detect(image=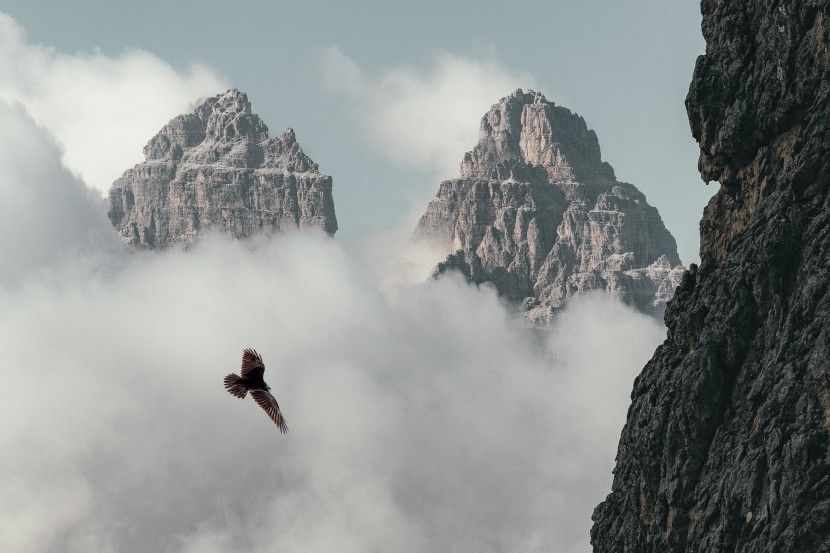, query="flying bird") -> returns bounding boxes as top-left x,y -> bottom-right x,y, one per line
224,348 -> 289,433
